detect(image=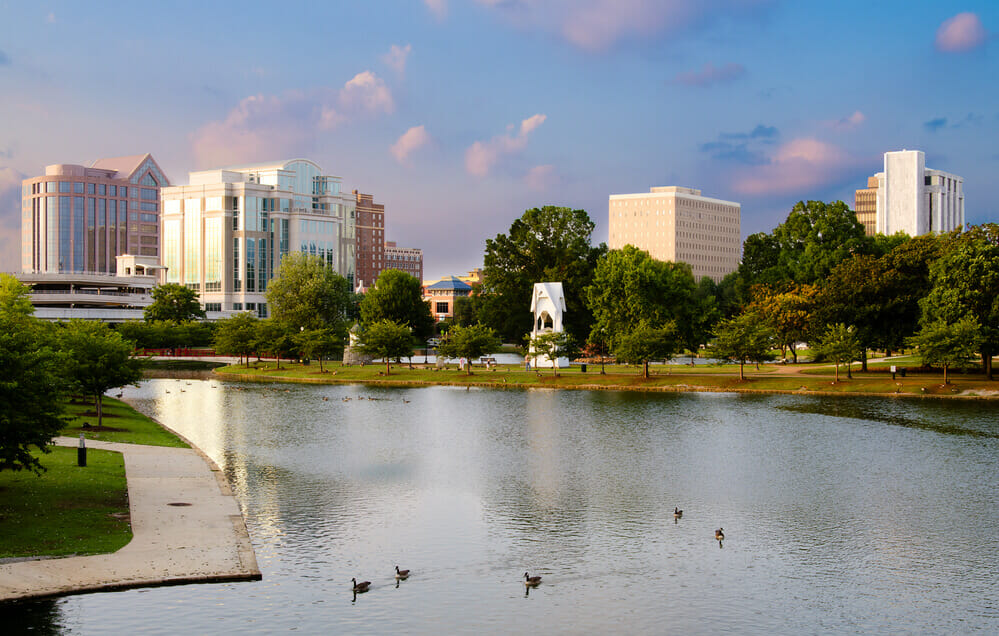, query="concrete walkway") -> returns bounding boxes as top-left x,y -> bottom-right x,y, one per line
0,438 -> 260,601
